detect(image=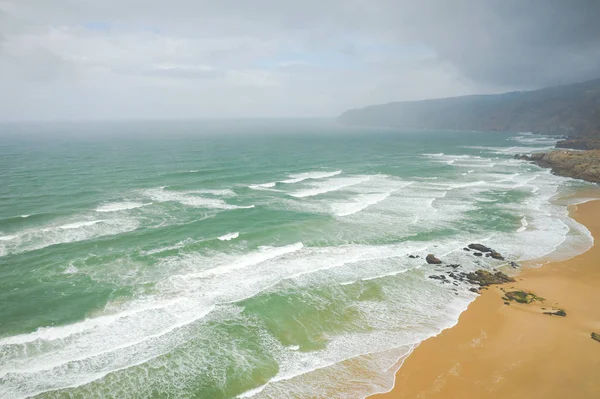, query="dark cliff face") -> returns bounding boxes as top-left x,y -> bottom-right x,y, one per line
556,138 -> 600,150
339,78 -> 600,137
